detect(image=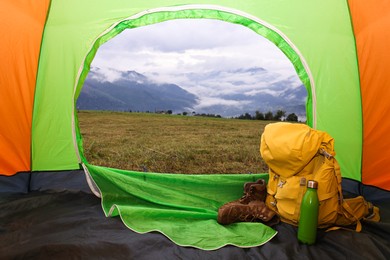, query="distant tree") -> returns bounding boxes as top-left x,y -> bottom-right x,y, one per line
182,111 -> 188,116
273,110 -> 286,121
194,113 -> 221,118
286,113 -> 298,122
264,111 -> 274,120
245,113 -> 253,120
255,110 -> 264,120
236,112 -> 253,120
167,110 -> 173,114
